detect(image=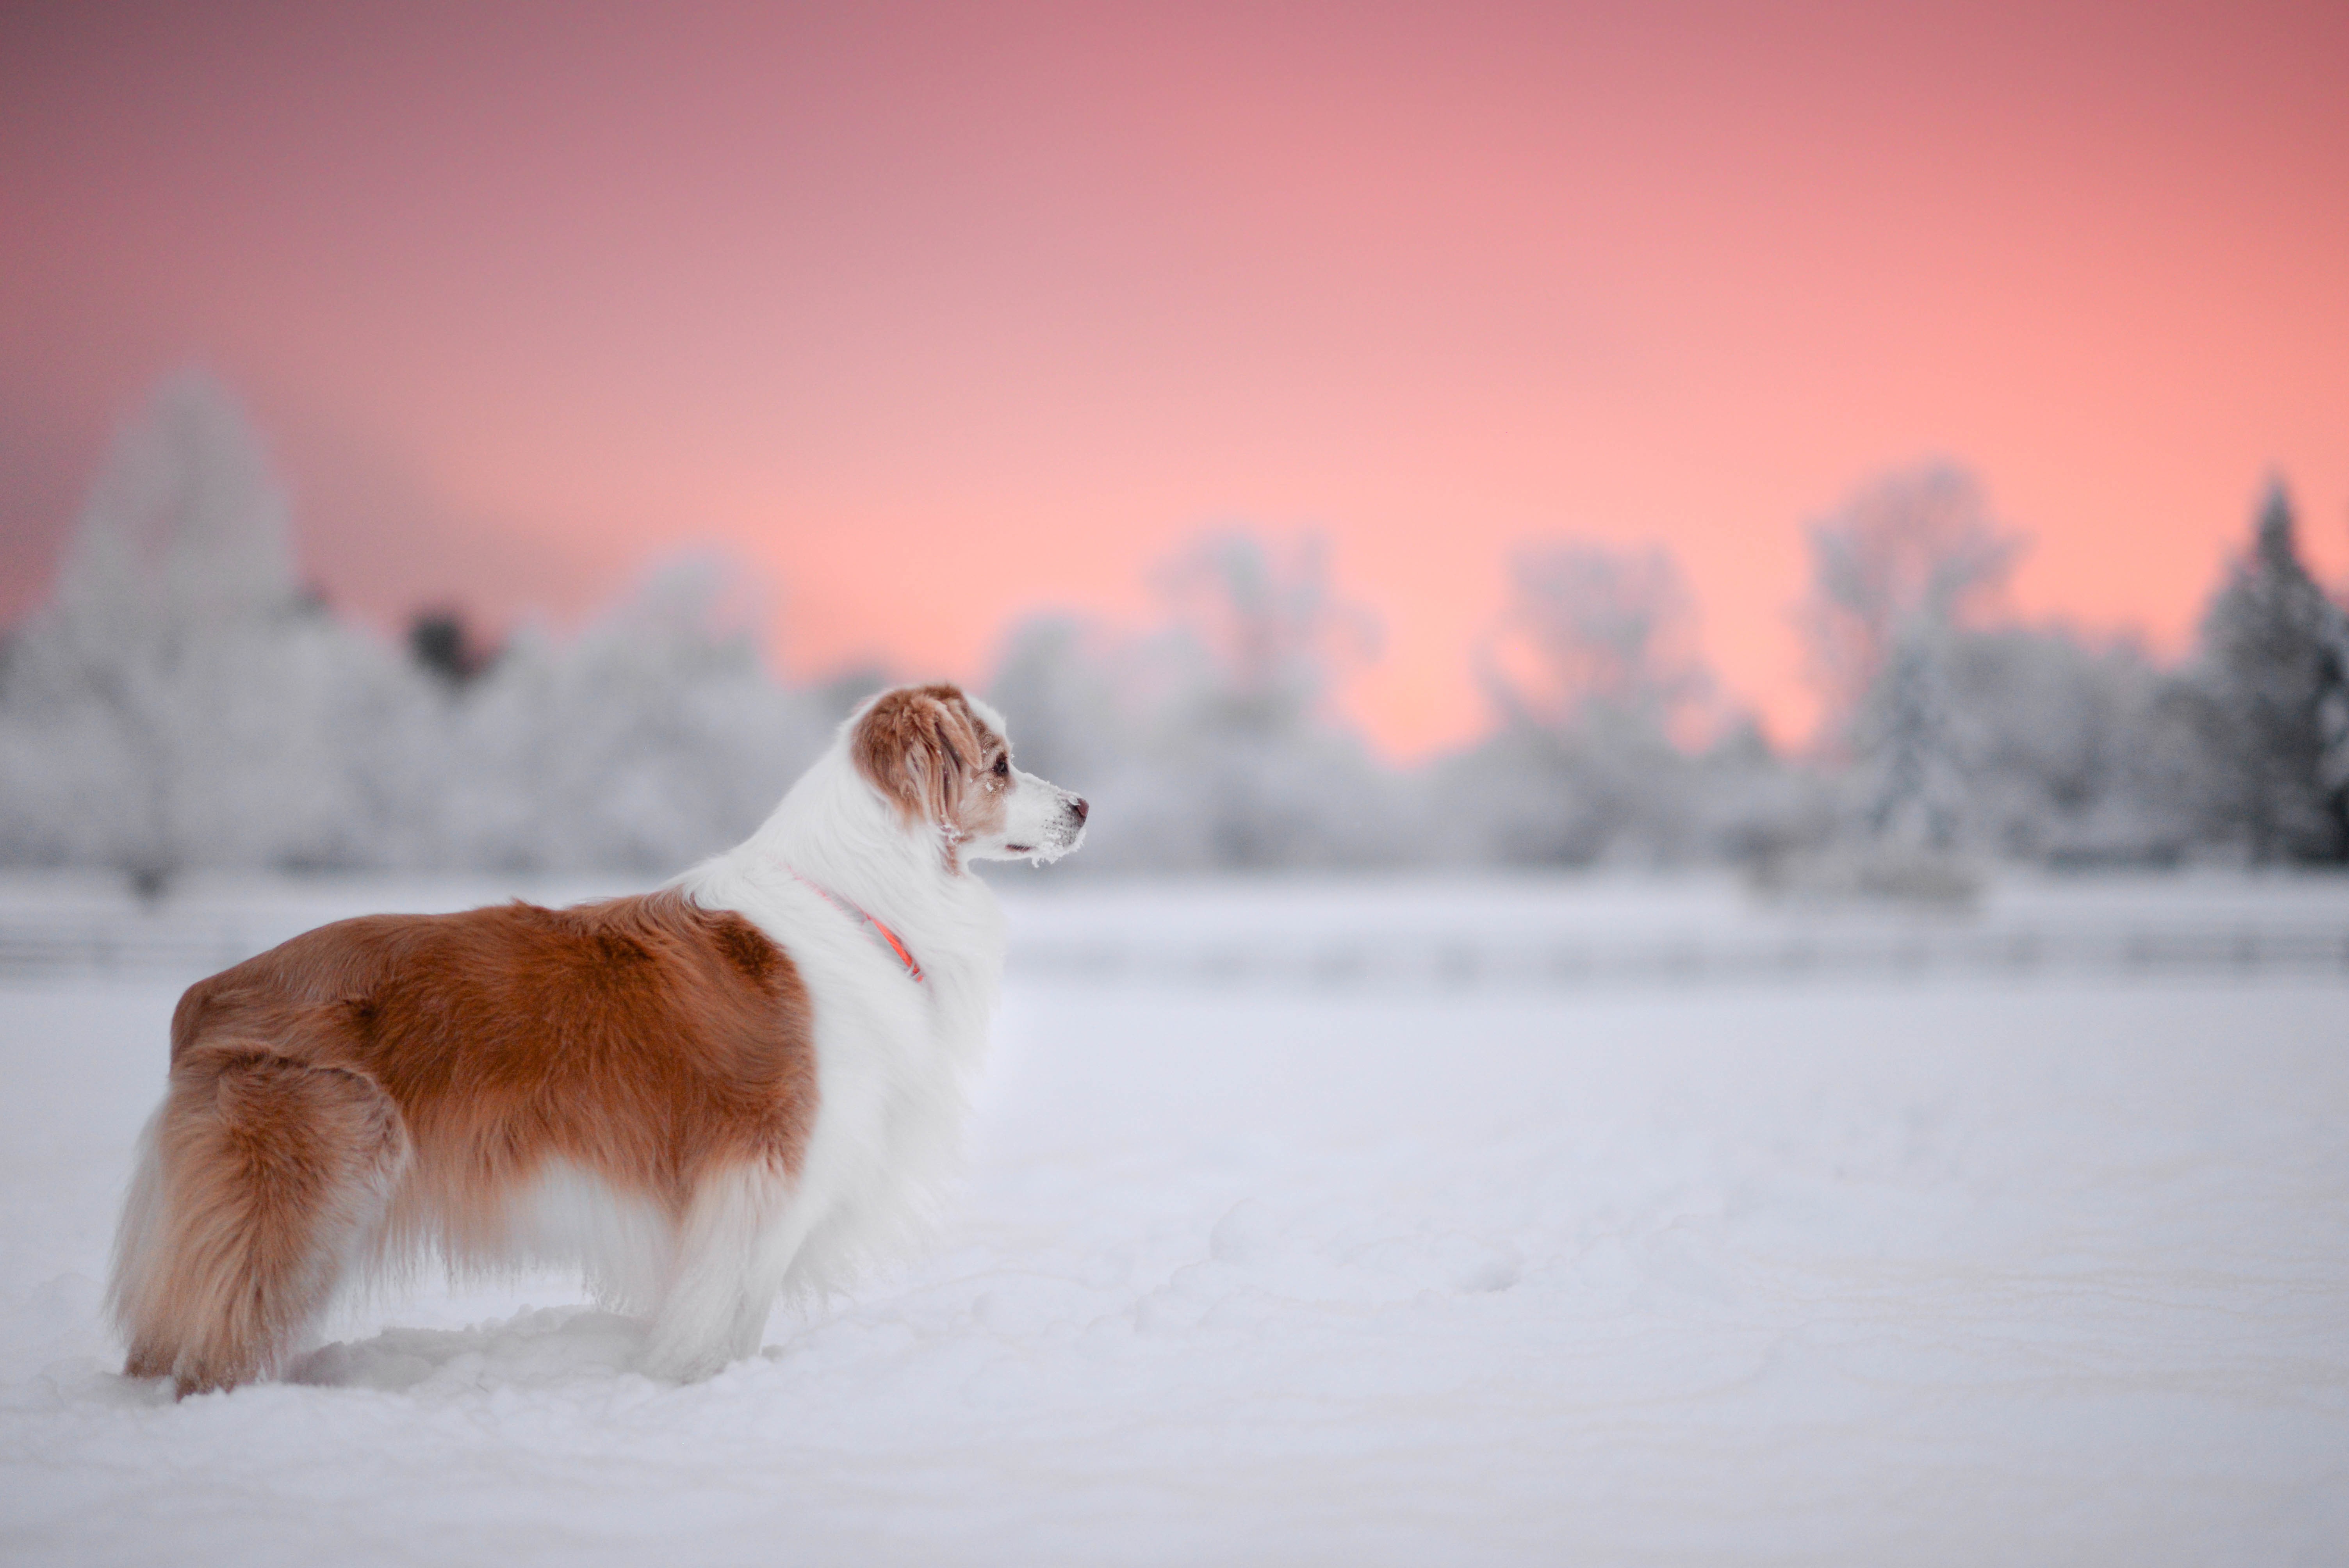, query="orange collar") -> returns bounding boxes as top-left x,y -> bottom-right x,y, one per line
785,868 -> 925,982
